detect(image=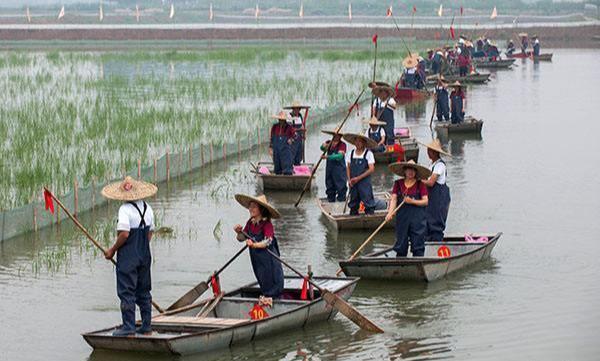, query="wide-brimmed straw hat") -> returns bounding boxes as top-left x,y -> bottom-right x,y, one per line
283,100 -> 310,109
101,176 -> 158,201
321,126 -> 344,137
343,133 -> 378,149
419,139 -> 452,157
368,81 -> 391,89
235,194 -> 281,219
389,160 -> 432,179
271,111 -> 288,121
518,32 -> 528,37
372,85 -> 394,98
449,81 -> 462,88
362,116 -> 386,126
402,55 -> 419,69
